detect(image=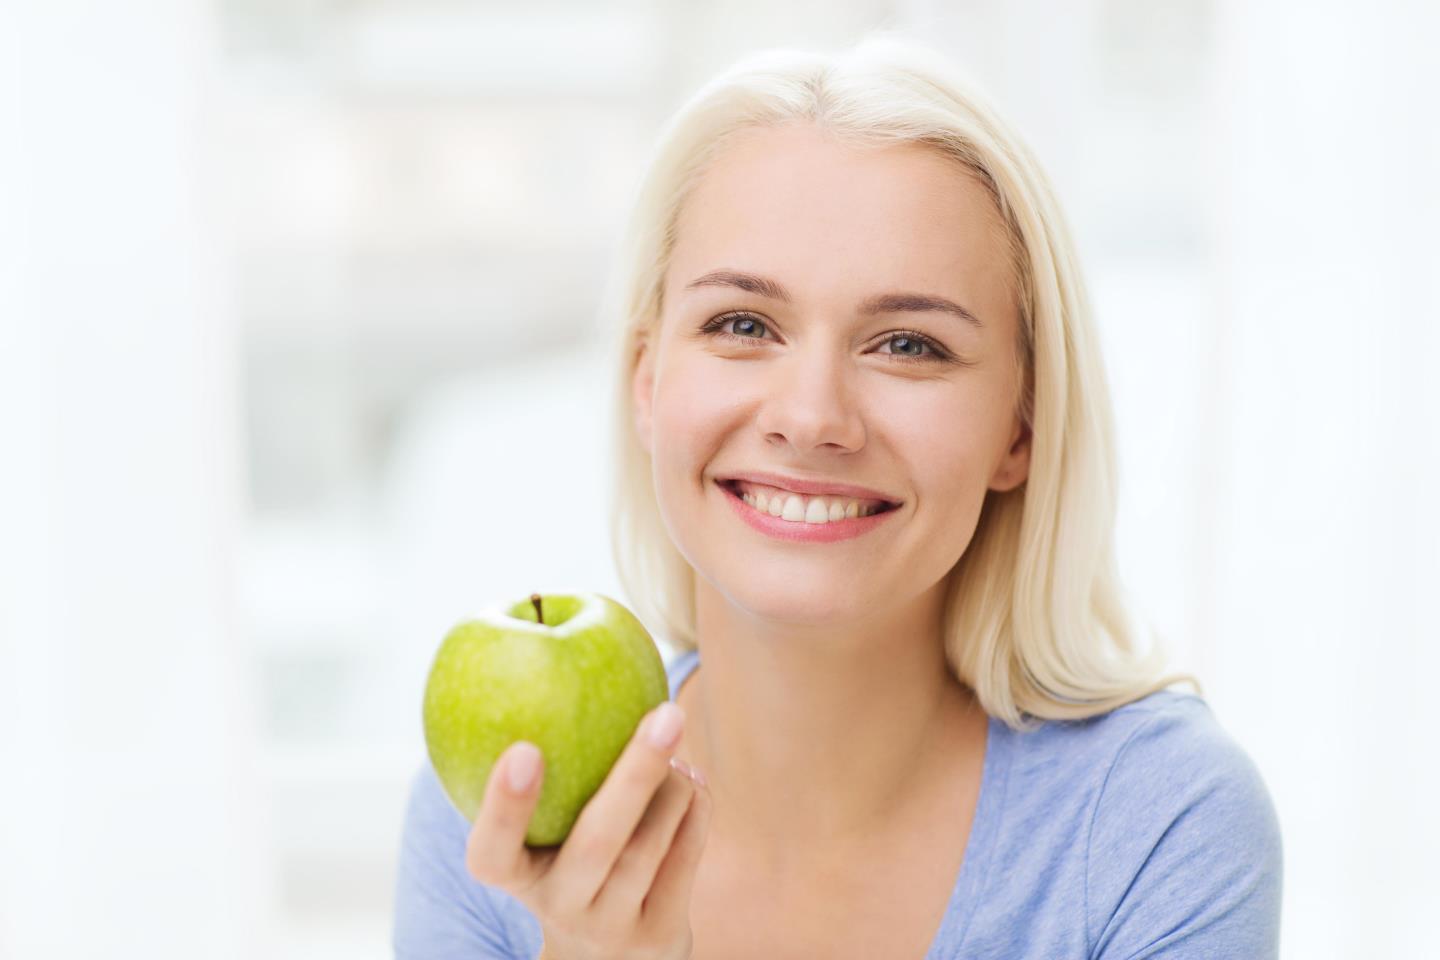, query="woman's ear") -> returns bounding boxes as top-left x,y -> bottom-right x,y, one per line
631,338 -> 655,455
989,417 -> 1031,492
